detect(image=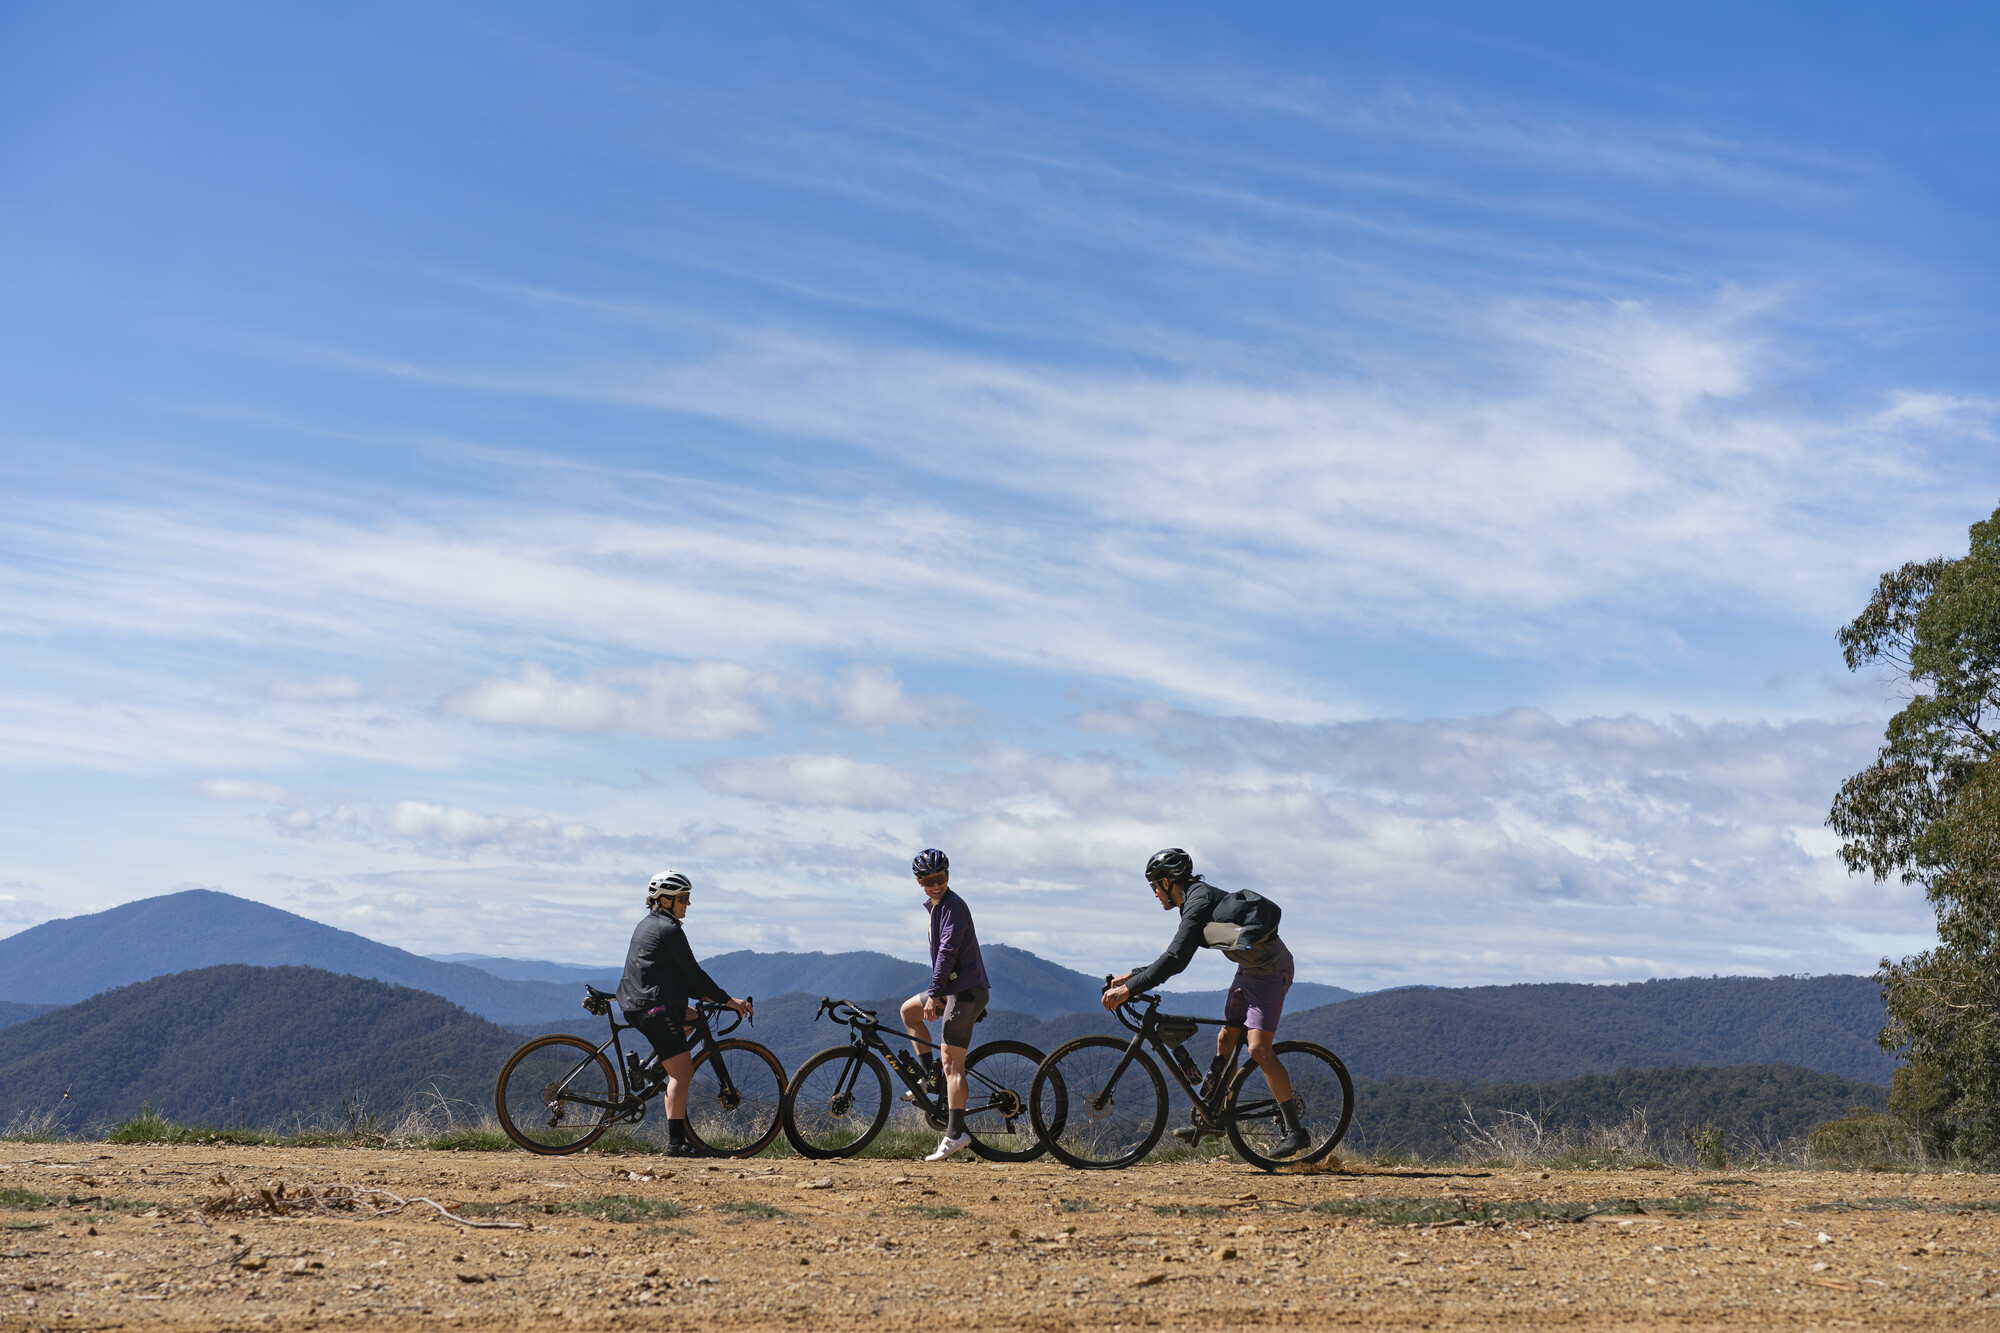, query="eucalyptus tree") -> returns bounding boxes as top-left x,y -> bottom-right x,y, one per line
1830,504 -> 2000,1160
